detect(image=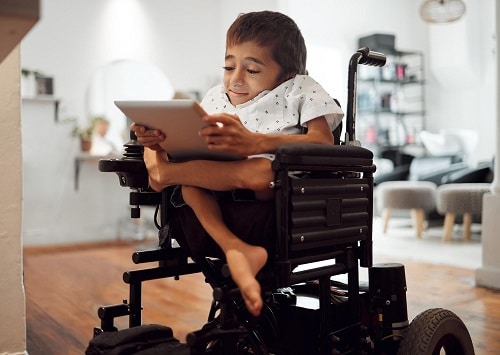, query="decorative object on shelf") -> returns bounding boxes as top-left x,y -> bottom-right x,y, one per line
358,33 -> 395,54
21,68 -> 54,96
72,122 -> 94,152
35,75 -> 53,95
72,116 -> 114,153
21,68 -> 37,97
420,0 -> 466,24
